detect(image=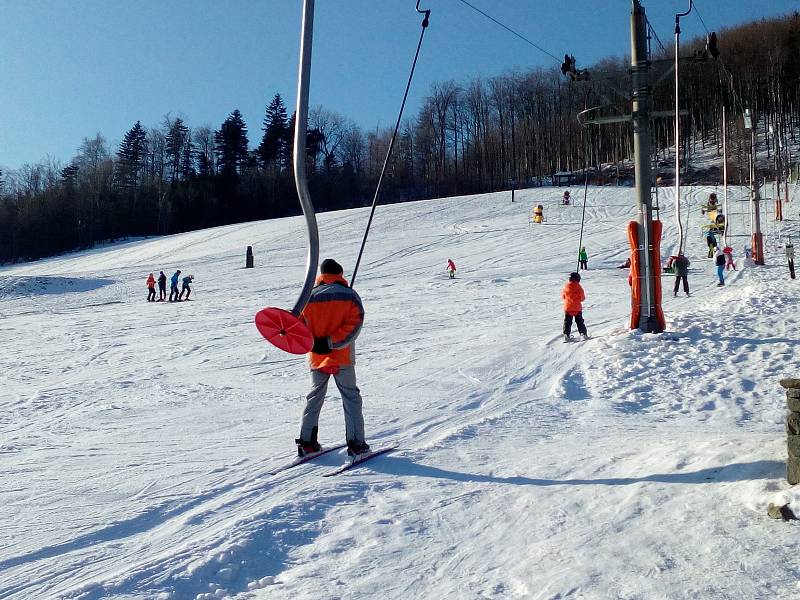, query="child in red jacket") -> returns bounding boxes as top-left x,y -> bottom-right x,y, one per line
723,246 -> 736,271
562,272 -> 588,342
446,259 -> 457,279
